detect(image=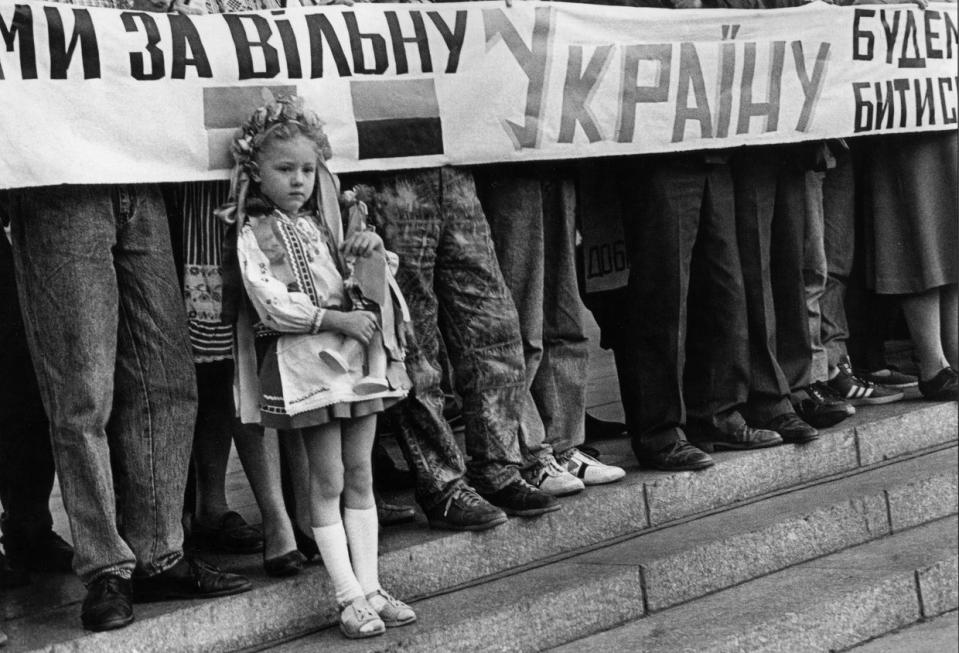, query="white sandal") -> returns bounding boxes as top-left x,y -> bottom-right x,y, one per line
338,595 -> 386,639
366,588 -> 417,627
